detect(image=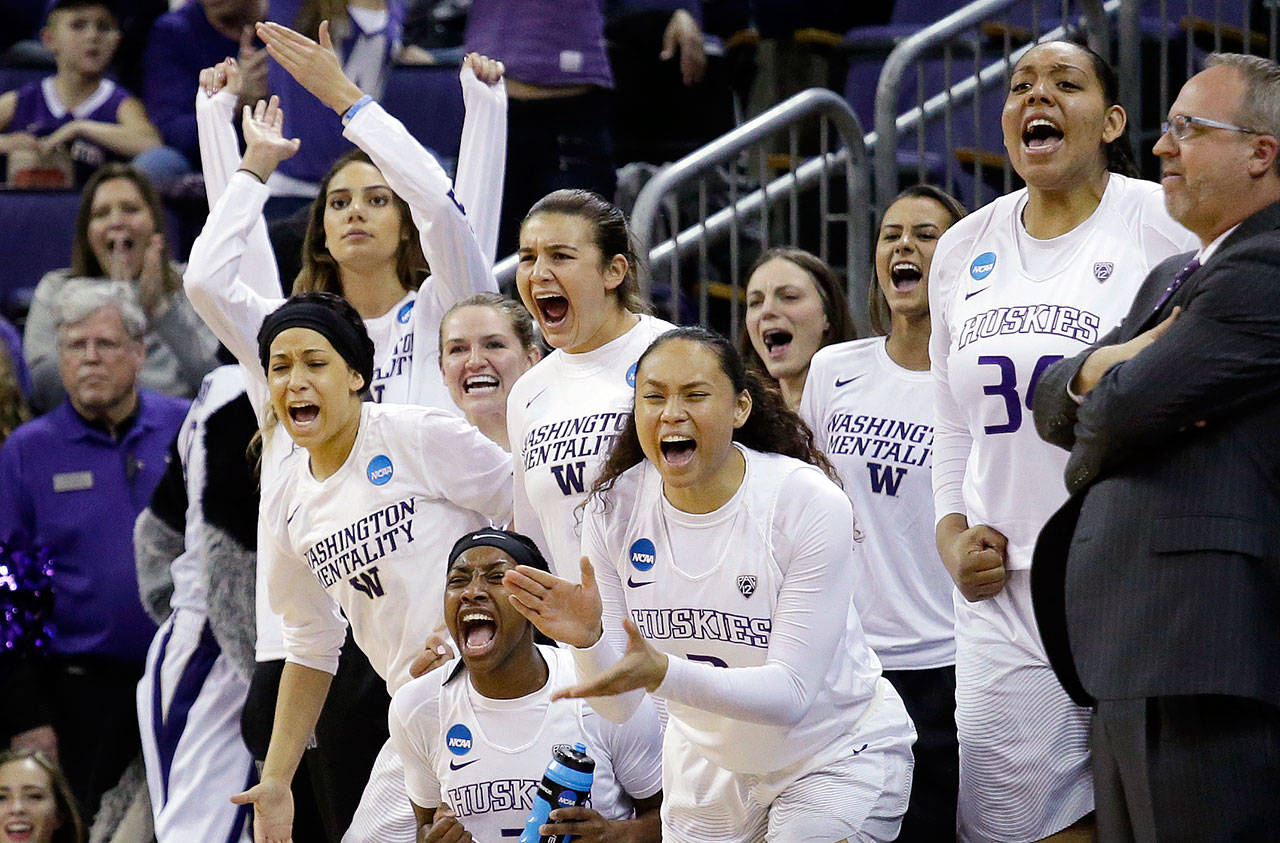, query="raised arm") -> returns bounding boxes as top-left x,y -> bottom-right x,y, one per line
454,54 -> 507,267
